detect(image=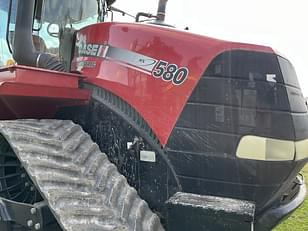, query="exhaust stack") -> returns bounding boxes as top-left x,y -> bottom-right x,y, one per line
13,0 -> 65,71
156,0 -> 168,22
